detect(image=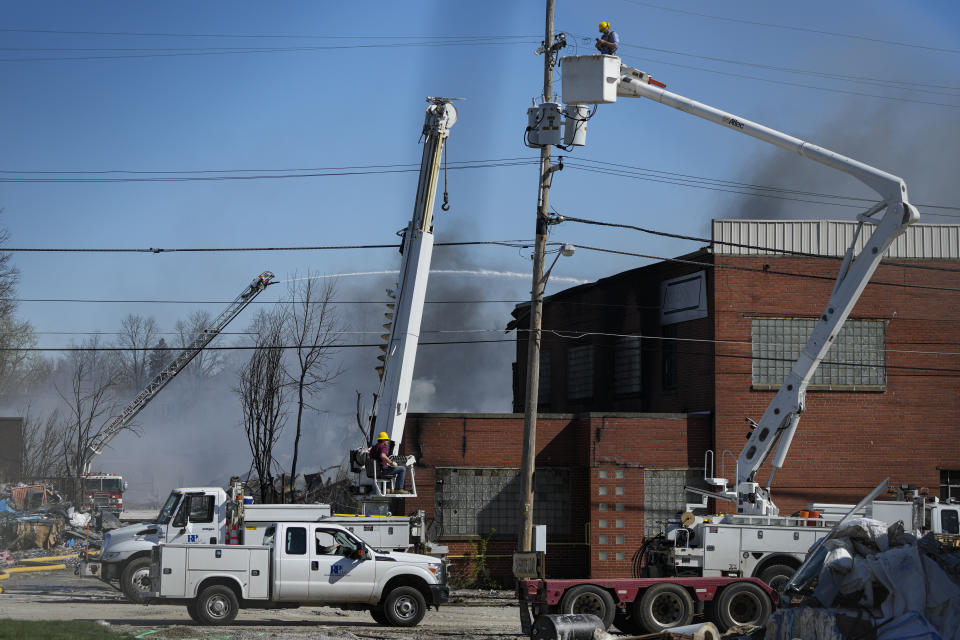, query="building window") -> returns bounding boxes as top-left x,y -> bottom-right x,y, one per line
538,349 -> 551,406
598,470 -> 608,479
598,503 -> 608,511
615,519 -> 624,528
616,535 -> 625,545
567,345 -> 594,399
643,468 -> 705,537
615,503 -> 625,512
434,467 -> 570,538
614,336 -> 642,394
598,535 -> 608,544
599,552 -> 608,561
598,519 -> 608,528
752,318 -> 885,390
615,487 -> 625,496
598,487 -> 608,496
942,470 -> 960,501
616,552 -> 625,561
615,470 -> 624,479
